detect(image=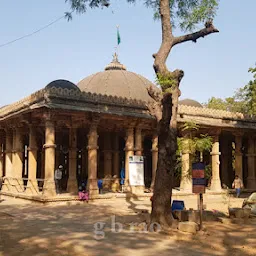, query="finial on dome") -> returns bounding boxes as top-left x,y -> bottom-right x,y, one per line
105,52 -> 127,71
